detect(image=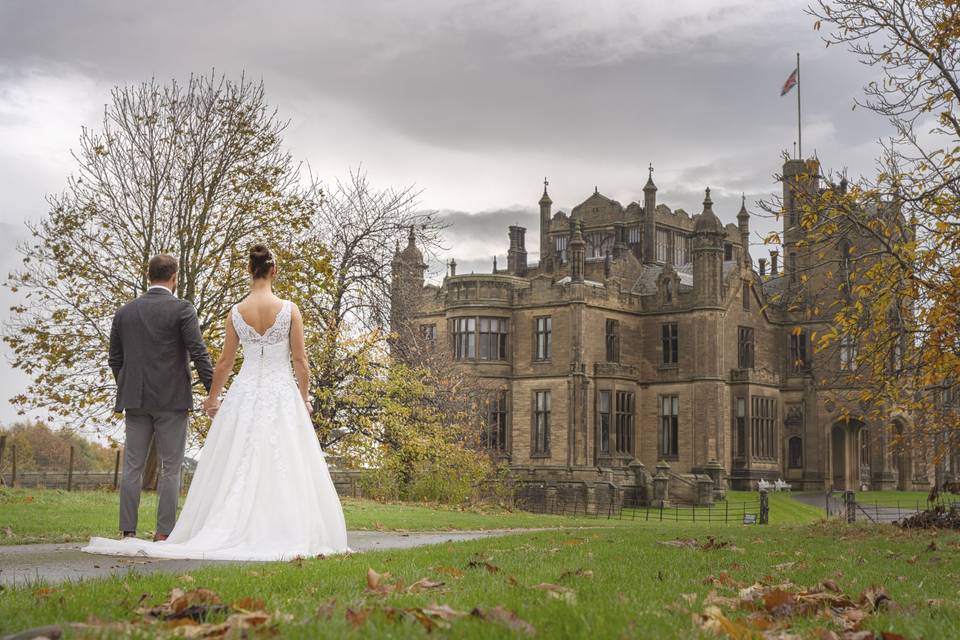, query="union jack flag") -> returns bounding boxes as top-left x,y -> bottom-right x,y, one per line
780,67 -> 798,96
